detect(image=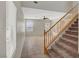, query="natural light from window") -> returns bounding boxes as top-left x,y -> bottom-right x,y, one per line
26,20 -> 33,32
